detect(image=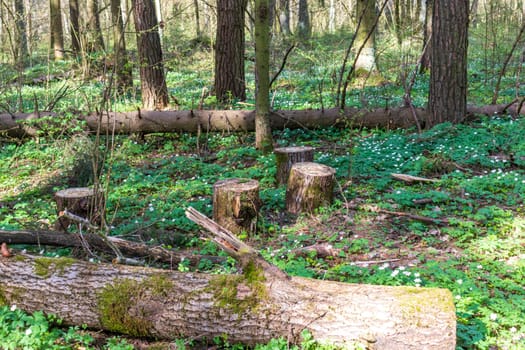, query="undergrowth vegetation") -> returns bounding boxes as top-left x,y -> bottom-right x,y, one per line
0,27 -> 524,350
